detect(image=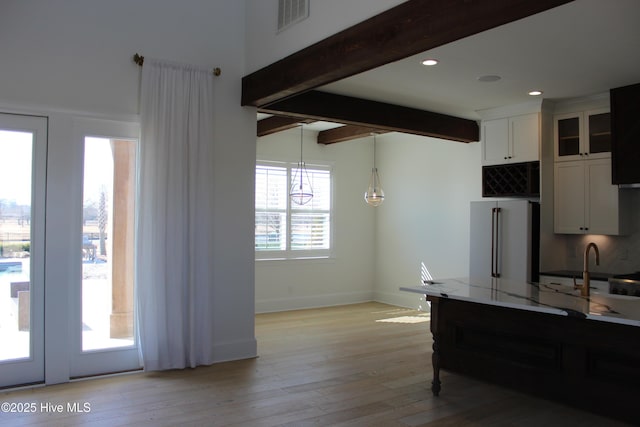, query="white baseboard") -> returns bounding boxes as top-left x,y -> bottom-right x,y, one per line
212,338 -> 258,363
256,290 -> 374,314
372,289 -> 431,312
